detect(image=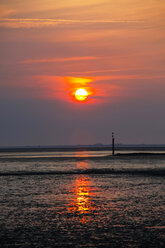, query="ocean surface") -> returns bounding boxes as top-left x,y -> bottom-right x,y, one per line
0,148 -> 165,248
